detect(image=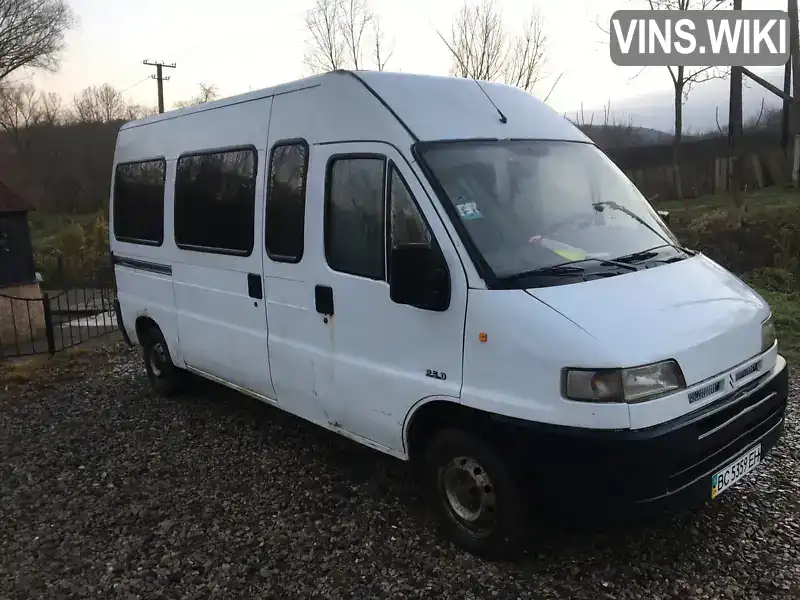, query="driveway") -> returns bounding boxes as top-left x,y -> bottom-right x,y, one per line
0,342 -> 798,599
